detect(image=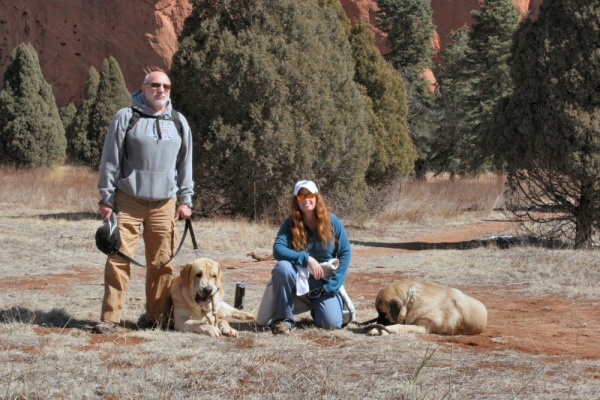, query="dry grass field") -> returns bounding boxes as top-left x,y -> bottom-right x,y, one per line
1,166 -> 599,399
